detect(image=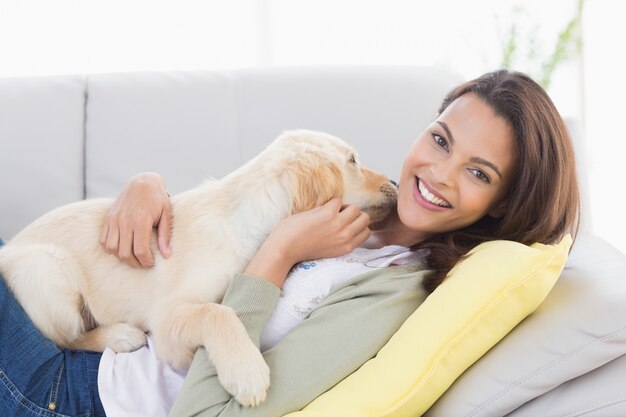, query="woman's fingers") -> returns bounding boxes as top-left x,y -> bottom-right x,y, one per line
99,220 -> 110,247
101,214 -> 161,268
324,197 -> 343,212
340,206 -> 371,235
118,226 -> 141,268
338,203 -> 362,223
103,219 -> 120,256
157,207 -> 173,259
134,217 -> 156,267
352,225 -> 372,248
